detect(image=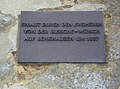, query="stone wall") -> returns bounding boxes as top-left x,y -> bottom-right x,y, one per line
0,0 -> 120,89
